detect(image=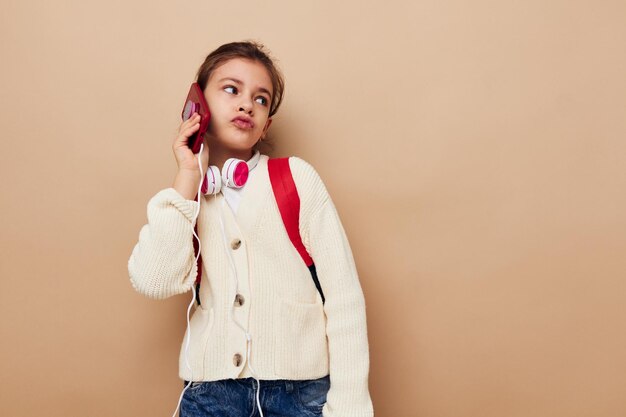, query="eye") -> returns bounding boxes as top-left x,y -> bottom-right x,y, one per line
224,85 -> 238,94
255,96 -> 269,106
